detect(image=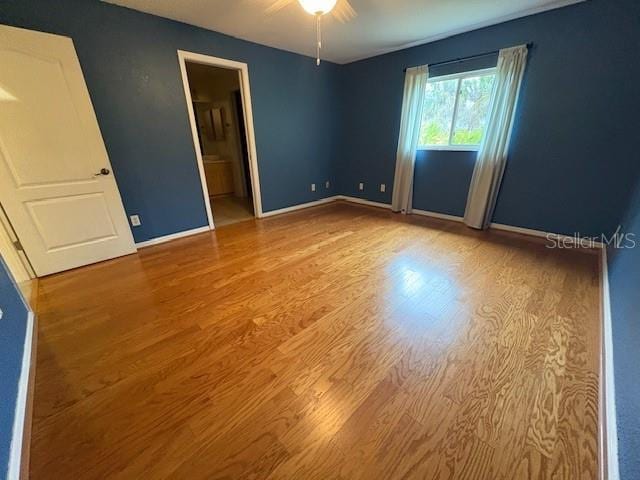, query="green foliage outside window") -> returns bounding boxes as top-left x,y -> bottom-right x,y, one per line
419,72 -> 495,148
